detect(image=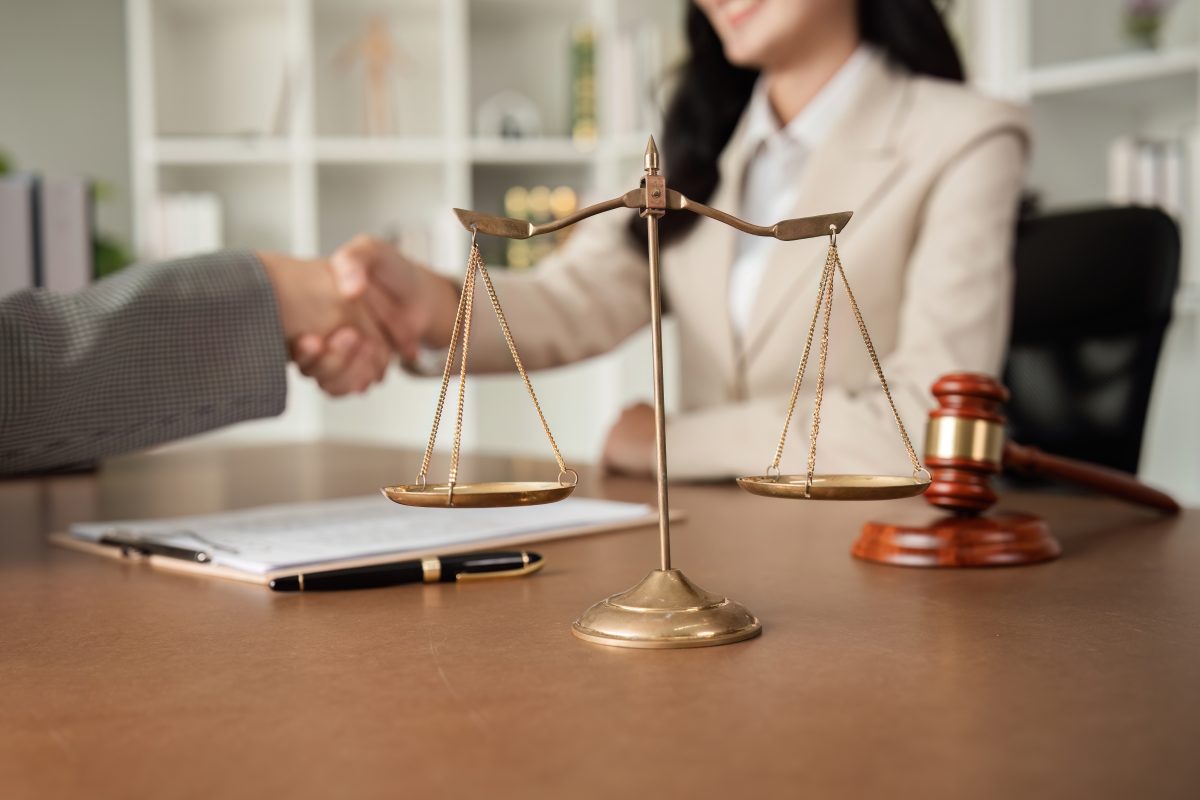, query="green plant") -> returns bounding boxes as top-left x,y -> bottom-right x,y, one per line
1125,0 -> 1175,49
94,234 -> 133,279
89,180 -> 136,277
